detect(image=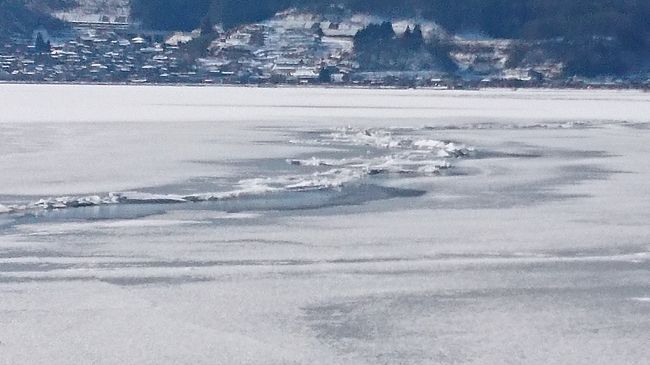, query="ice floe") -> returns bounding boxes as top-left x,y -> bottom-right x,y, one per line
324,127 -> 473,156
0,204 -> 12,214
288,127 -> 464,178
